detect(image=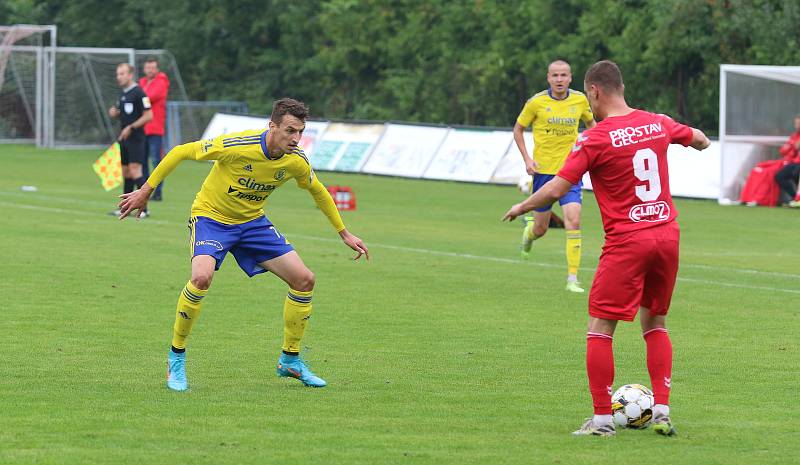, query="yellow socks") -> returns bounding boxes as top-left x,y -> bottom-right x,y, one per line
566,229 -> 582,279
171,282 -> 207,350
282,289 -> 313,353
